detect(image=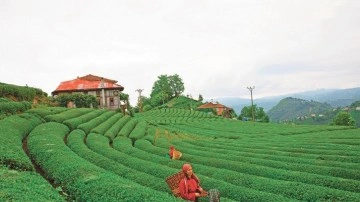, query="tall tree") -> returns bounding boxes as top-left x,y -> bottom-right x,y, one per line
150,75 -> 172,98
238,104 -> 269,122
198,94 -> 203,102
150,74 -> 185,106
169,74 -> 185,97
